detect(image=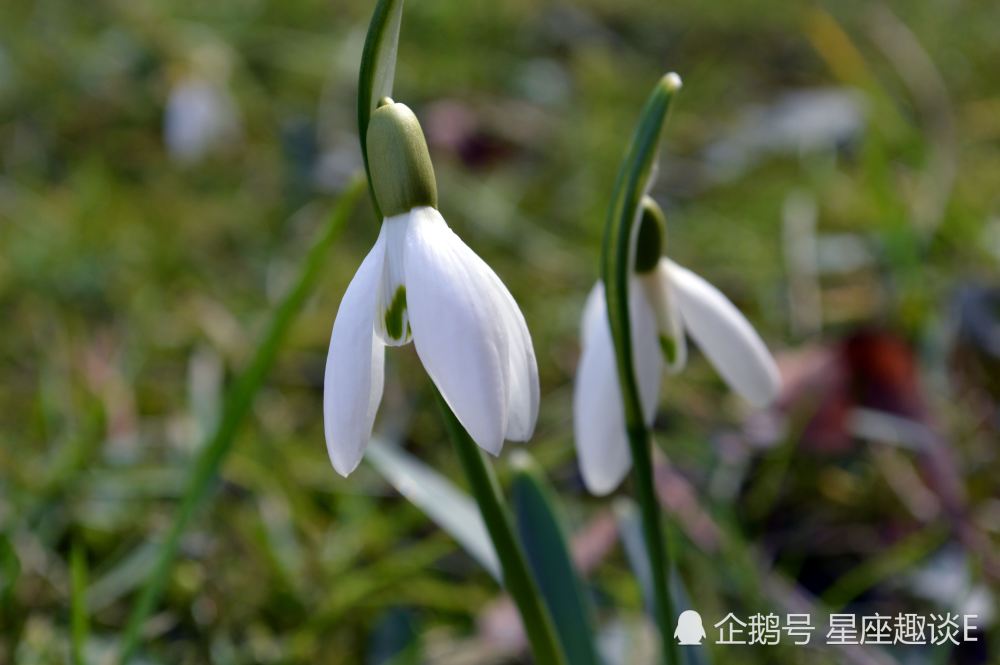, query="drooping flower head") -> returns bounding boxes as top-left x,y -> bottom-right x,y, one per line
574,196 -> 781,494
324,98 -> 539,476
